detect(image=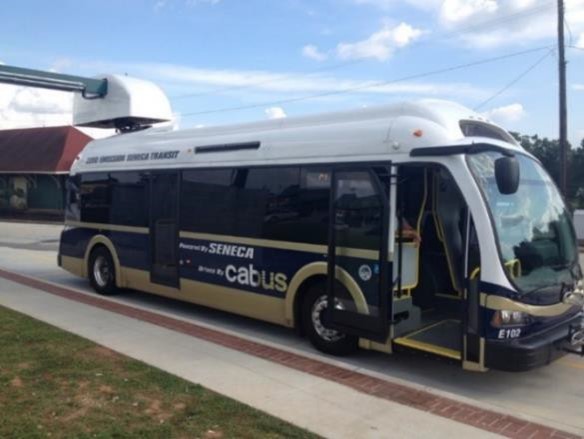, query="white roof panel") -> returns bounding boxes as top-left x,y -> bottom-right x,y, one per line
71,99 -> 521,174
